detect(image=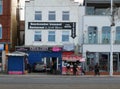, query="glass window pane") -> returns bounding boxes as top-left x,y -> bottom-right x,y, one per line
62,11 -> 69,20
48,11 -> 55,20
86,7 -> 94,15
62,31 -> 69,42
116,26 -> 120,44
0,0 -> 3,14
34,31 -> 41,41
35,11 -> 42,20
0,26 -> 2,39
102,26 -> 111,44
88,26 -> 98,44
48,31 -> 55,42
